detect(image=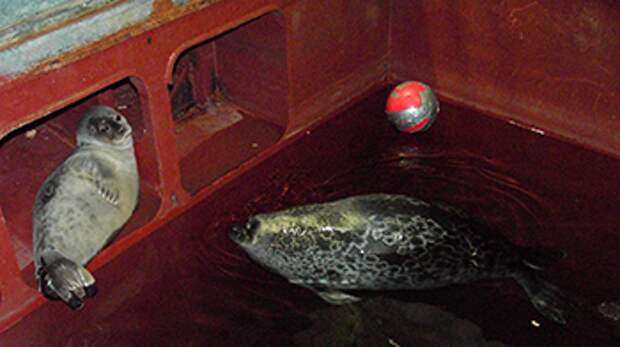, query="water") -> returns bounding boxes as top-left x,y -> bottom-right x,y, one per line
5,87 -> 619,346
183,87 -> 620,346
